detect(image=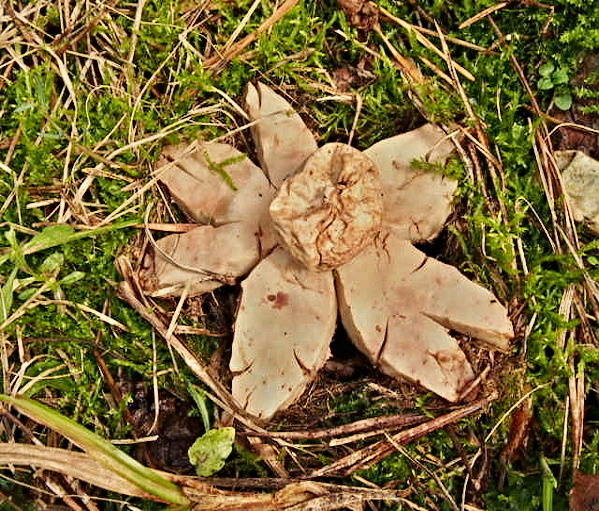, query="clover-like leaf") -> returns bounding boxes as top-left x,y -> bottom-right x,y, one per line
551,68 -> 569,85
539,62 -> 555,77
538,77 -> 554,90
188,427 -> 235,477
554,92 -> 572,111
